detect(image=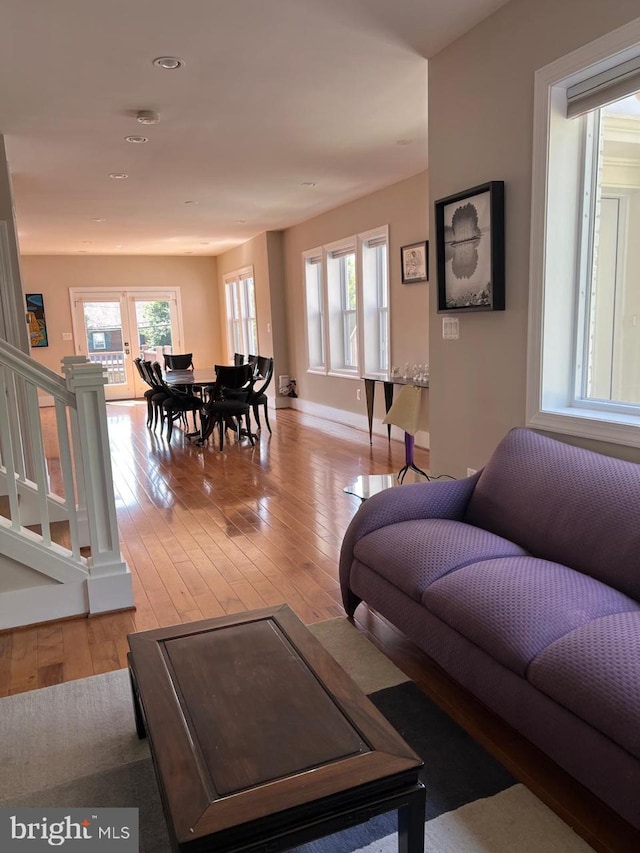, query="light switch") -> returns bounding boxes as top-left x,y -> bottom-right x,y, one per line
442,317 -> 459,340
61,332 -> 73,341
